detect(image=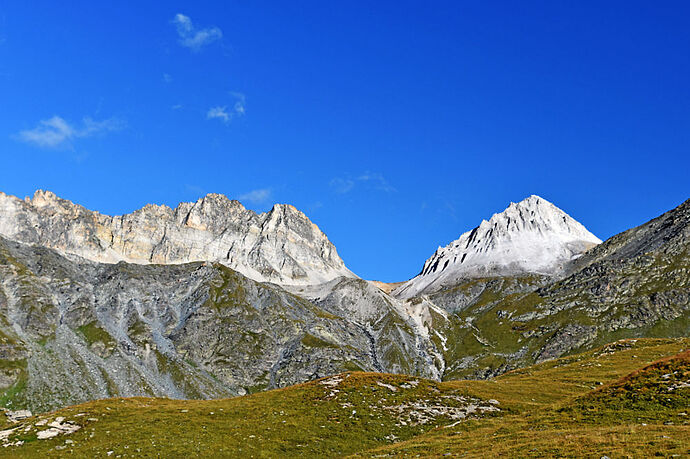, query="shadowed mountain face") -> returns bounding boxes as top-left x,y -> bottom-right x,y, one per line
0,190 -> 354,286
0,191 -> 687,414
